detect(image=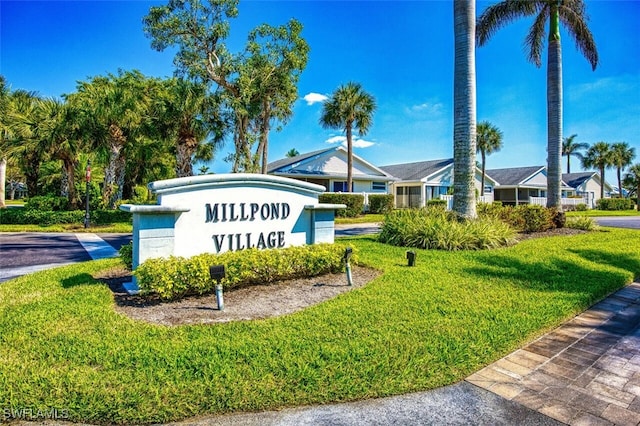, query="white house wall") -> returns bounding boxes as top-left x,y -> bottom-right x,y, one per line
523,170 -> 547,186
297,151 -> 385,177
